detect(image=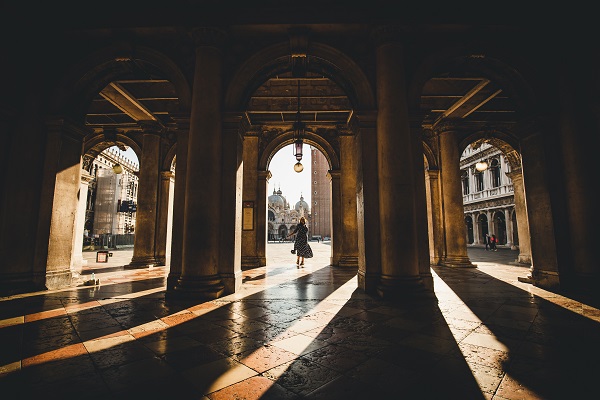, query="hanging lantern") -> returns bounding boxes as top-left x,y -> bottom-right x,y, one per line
292,79 -> 304,172
475,161 -> 488,171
